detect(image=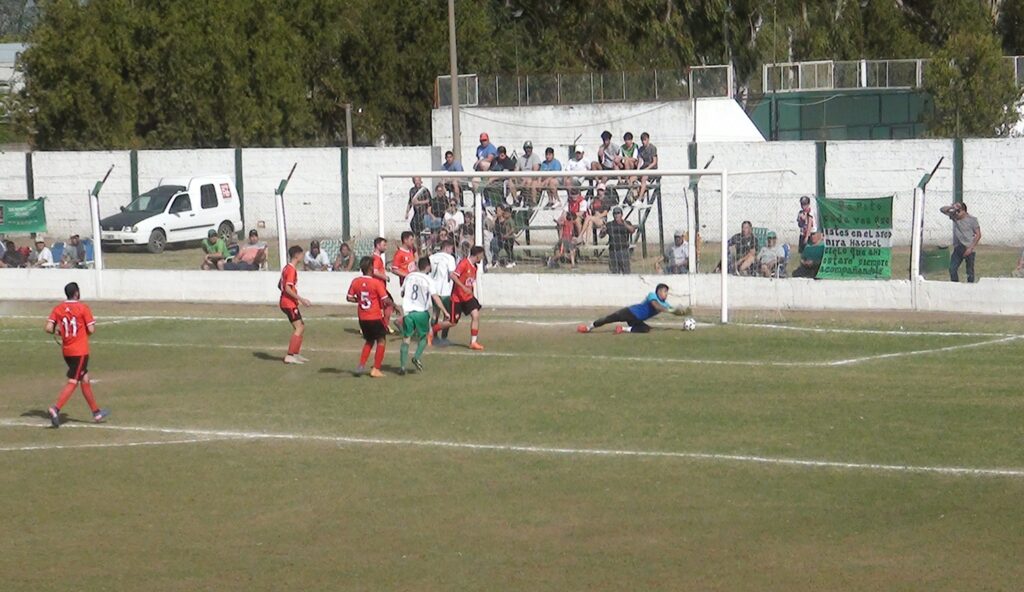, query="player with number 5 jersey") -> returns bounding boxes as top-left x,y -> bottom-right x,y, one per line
44,282 -> 108,427
347,256 -> 393,377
